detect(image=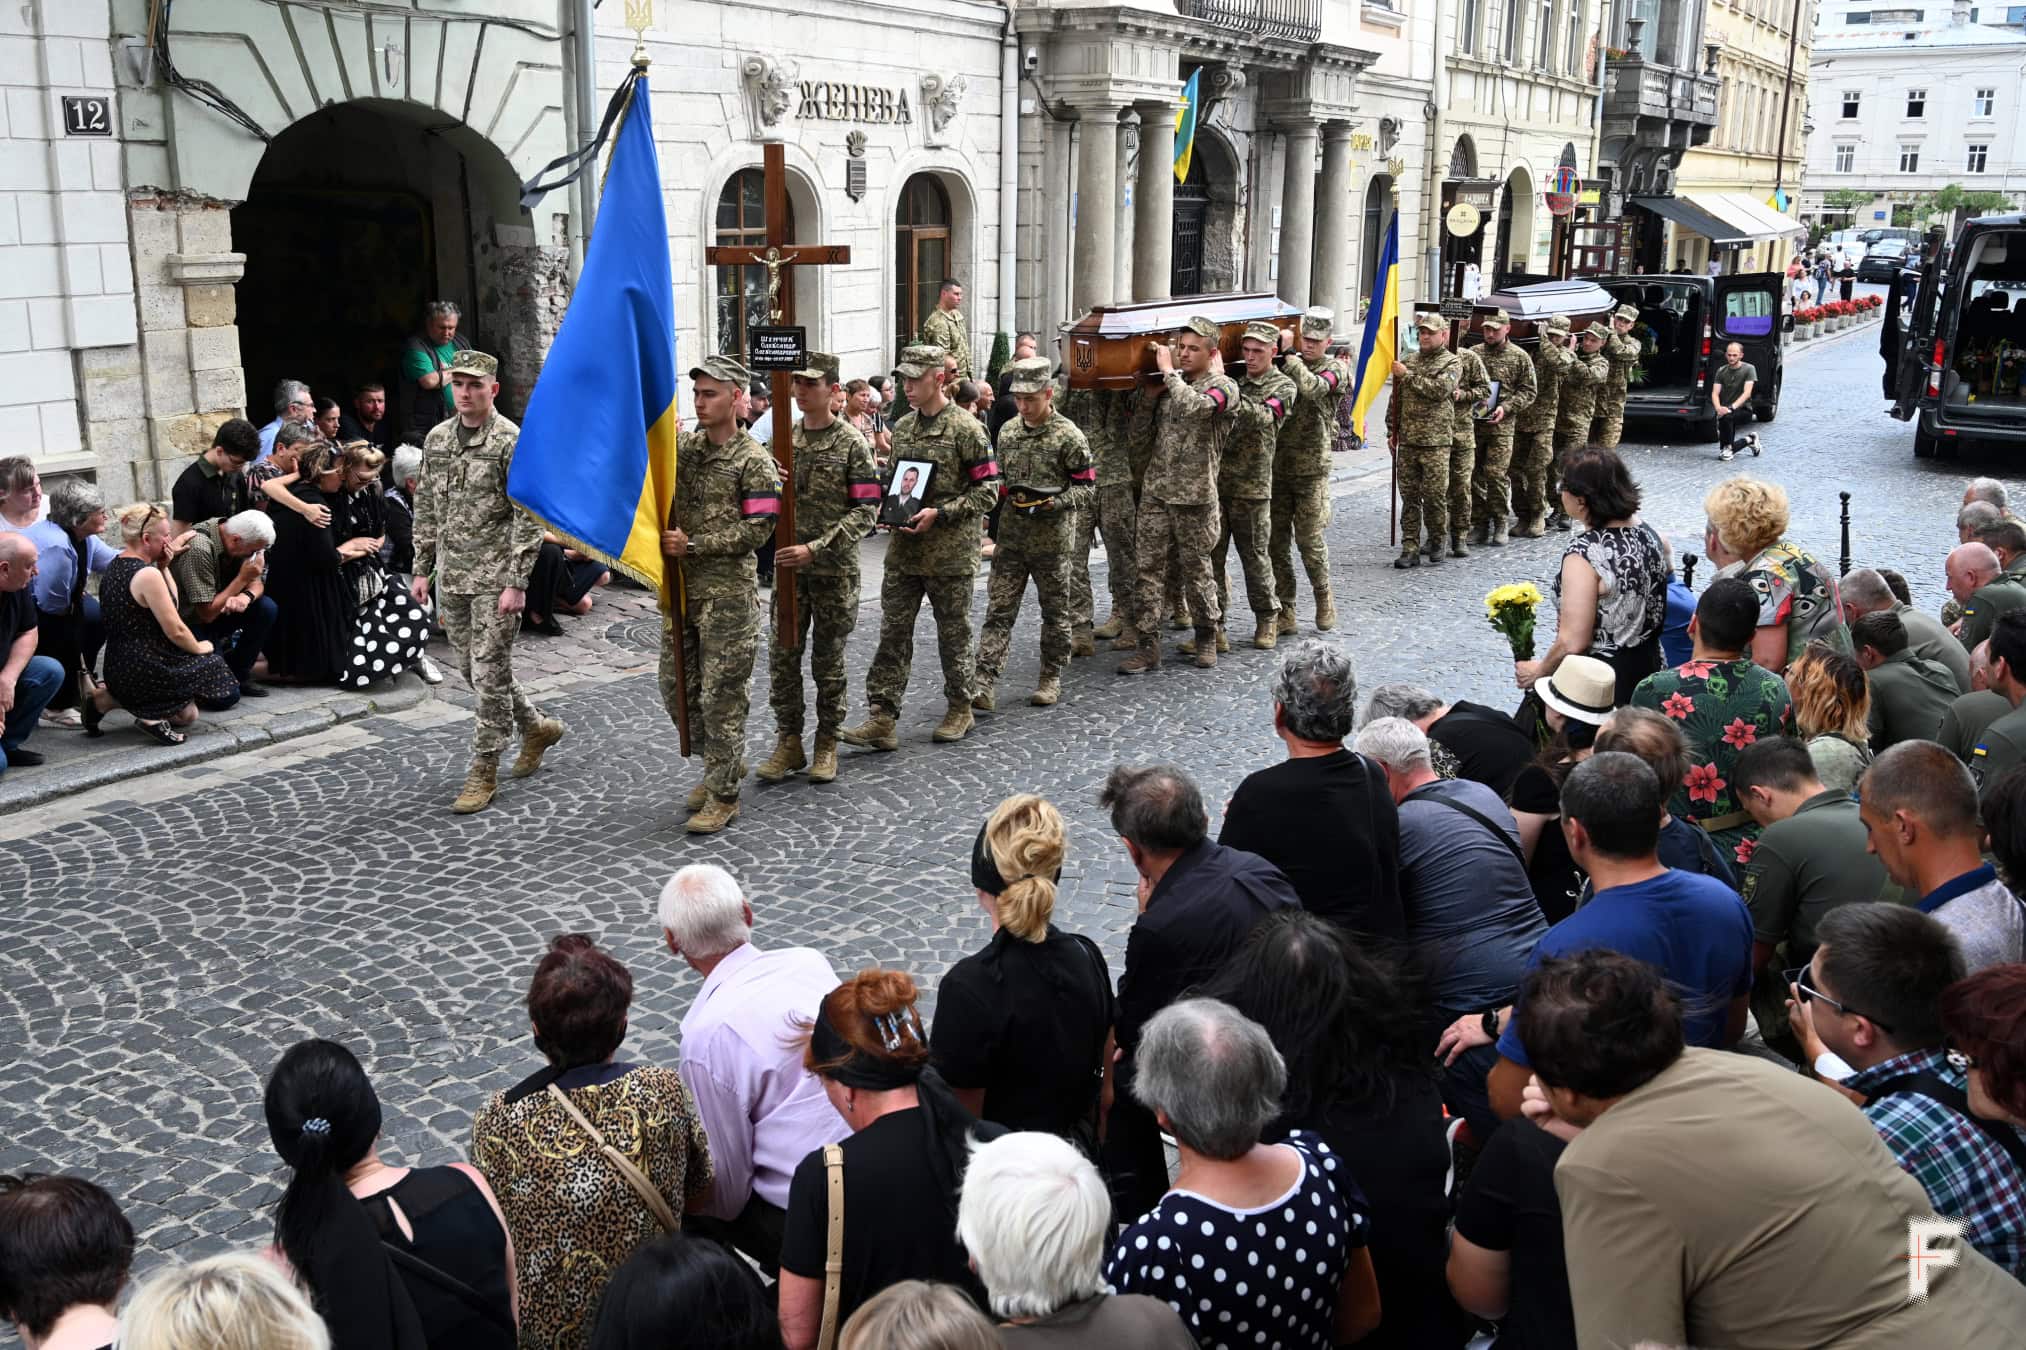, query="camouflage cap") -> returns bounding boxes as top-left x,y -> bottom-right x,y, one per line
1182,316 -> 1221,340
448,350 -> 498,379
689,354 -> 752,388
1241,320 -> 1281,346
790,351 -> 840,383
1575,319 -> 1607,339
1613,303 -> 1641,322
1545,314 -> 1573,333
1005,356 -> 1055,394
1411,312 -> 1446,333
895,343 -> 948,378
1301,306 -> 1335,338
1480,308 -> 1514,328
